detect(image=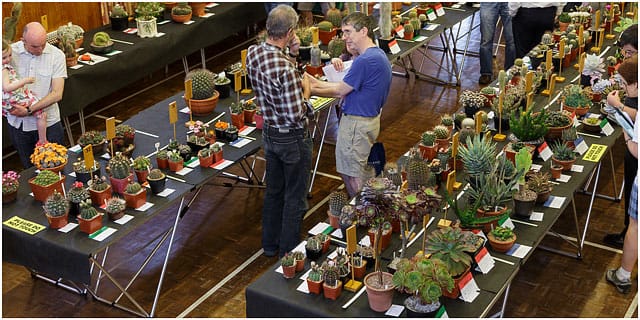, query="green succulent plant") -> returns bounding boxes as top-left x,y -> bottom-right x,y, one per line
490,226 -> 515,241
425,226 -> 475,277
421,131 -> 435,146
509,109 -> 548,142
79,199 -> 99,220
108,153 -> 131,179
44,190 -> 70,217
68,182 -> 89,204
186,68 -> 216,100
132,156 -> 152,171
147,169 -> 165,181
89,175 -> 109,191
105,197 -> 126,214
32,170 -> 61,186
552,140 -> 576,161
458,135 -> 496,177
124,180 -> 143,194
392,256 -> 454,304
307,261 -> 323,282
